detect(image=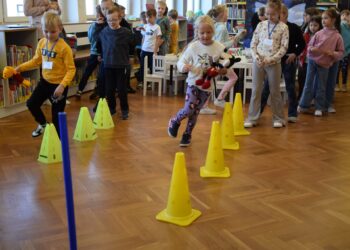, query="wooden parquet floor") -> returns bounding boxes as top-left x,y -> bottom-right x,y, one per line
0,89 -> 350,250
